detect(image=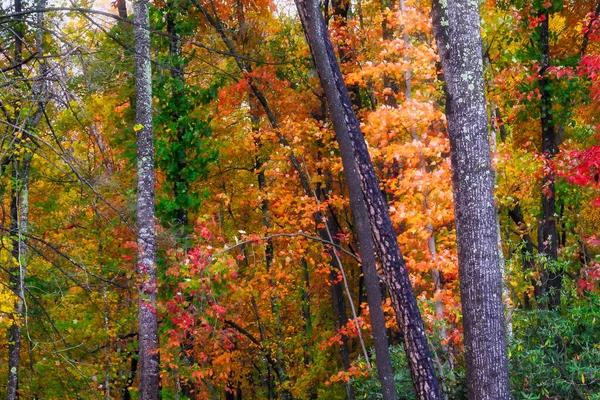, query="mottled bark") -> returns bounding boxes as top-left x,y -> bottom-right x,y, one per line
431,0 -> 510,398
133,0 -> 160,396
295,0 -> 442,398
342,171 -> 398,400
